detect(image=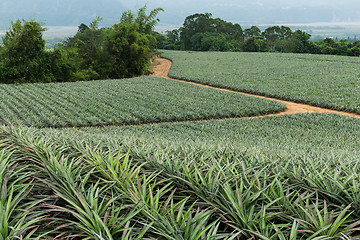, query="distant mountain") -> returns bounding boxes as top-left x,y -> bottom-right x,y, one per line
0,0 -> 125,28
